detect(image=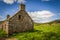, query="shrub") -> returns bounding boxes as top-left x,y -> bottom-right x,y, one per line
0,30 -> 6,37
